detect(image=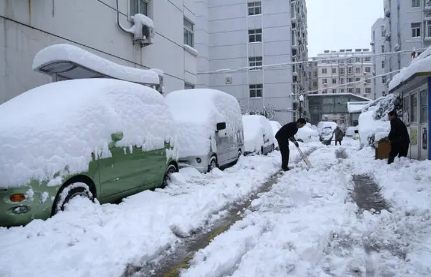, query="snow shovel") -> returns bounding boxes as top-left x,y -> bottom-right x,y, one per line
295,144 -> 313,169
